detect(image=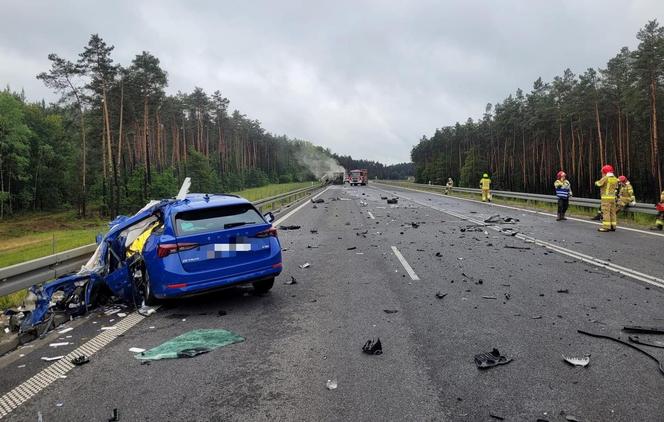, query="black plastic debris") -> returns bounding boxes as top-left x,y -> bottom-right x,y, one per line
109,408 -> 119,422
482,296 -> 498,300
484,215 -> 519,224
501,228 -> 518,236
285,276 -> 297,285
474,348 -> 512,369
310,229 -> 318,234
489,413 -> 505,420
347,246 -> 357,250
279,225 -> 301,230
380,196 -> 388,200
311,198 -> 325,204
504,245 -> 530,250
623,325 -> 664,334
435,292 -> 447,299
166,313 -> 190,319
71,355 -> 90,366
218,310 -> 227,317
578,329 -> 664,375
557,289 -> 570,294
435,252 -> 442,257
362,338 -> 383,355
176,347 -> 210,358
383,309 -> 399,314
411,222 -> 419,228
629,336 -> 664,349
386,198 -> 398,204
